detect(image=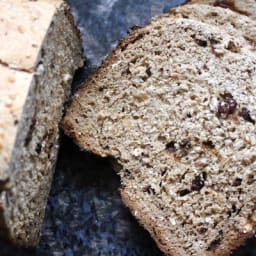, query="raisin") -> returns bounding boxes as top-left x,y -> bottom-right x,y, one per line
178,189 -> 190,196
232,204 -> 237,213
35,143 -> 42,154
161,170 -> 167,176
232,178 -> 242,186
239,107 -> 255,124
166,141 -> 176,152
203,140 -> 215,149
232,204 -> 240,215
207,231 -> 223,251
196,39 -> 208,47
199,227 -> 207,234
228,204 -> 238,217
146,67 -> 152,77
191,173 -> 206,191
217,93 -> 237,118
